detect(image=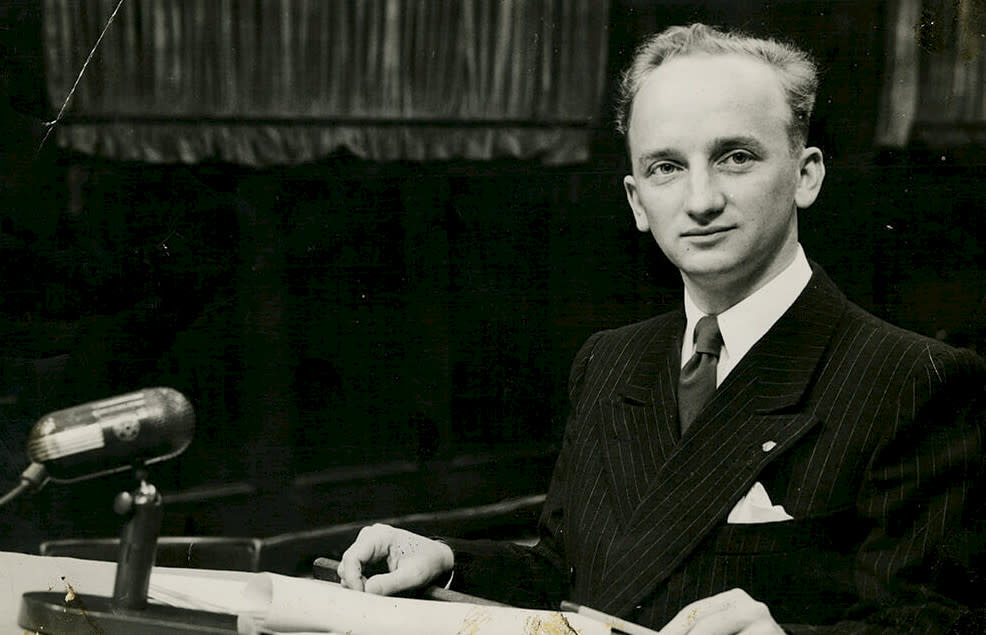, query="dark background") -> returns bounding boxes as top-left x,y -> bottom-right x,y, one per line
0,0 -> 982,555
